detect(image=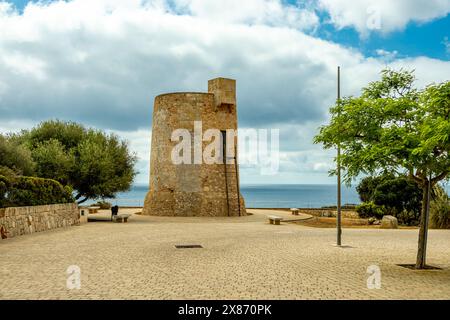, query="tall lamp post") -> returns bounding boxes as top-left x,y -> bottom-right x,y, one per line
337,66 -> 342,246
